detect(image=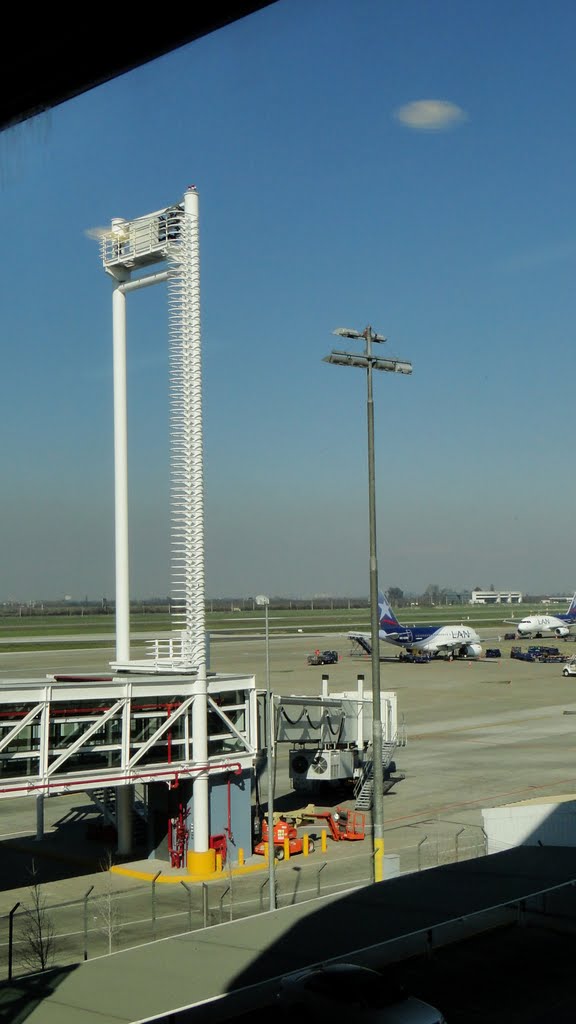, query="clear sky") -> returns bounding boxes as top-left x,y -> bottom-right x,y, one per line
1,0 -> 575,602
